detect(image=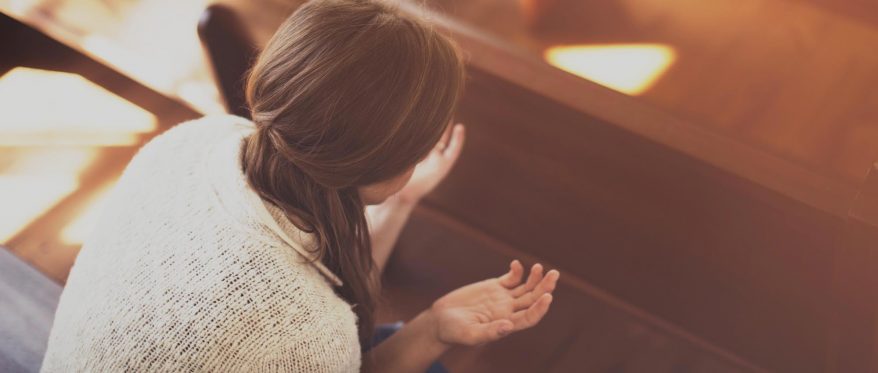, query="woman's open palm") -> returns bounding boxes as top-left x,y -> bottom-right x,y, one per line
431,260 -> 560,346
